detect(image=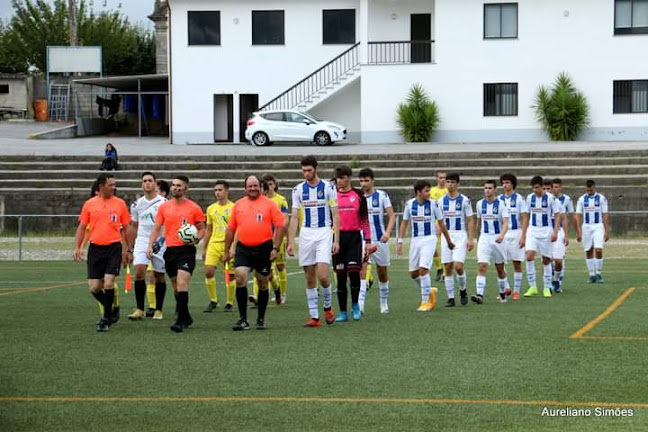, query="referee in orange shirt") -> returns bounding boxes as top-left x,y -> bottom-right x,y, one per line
74,173 -> 130,332
223,175 -> 285,331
